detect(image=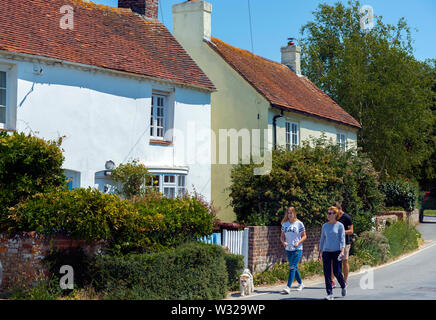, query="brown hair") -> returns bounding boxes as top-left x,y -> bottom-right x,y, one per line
281,206 -> 298,225
328,206 -> 340,220
334,202 -> 343,220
